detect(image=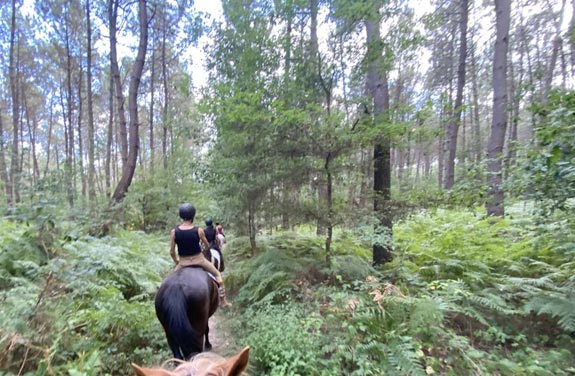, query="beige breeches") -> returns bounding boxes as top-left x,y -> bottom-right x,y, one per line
176,253 -> 223,285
